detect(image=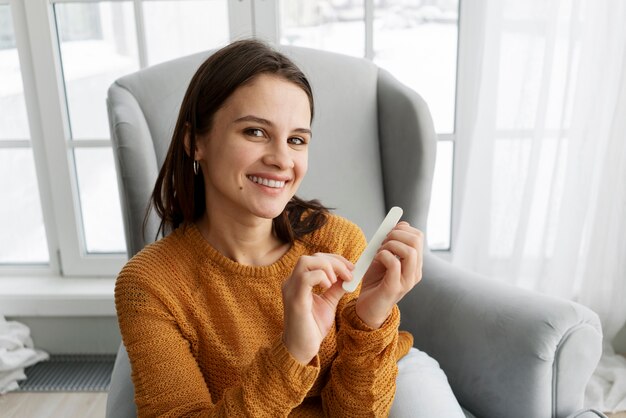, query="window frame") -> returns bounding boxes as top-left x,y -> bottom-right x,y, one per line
2,0 -> 463,277
265,0 -> 461,253
4,0 -> 254,277
2,0 -> 60,276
